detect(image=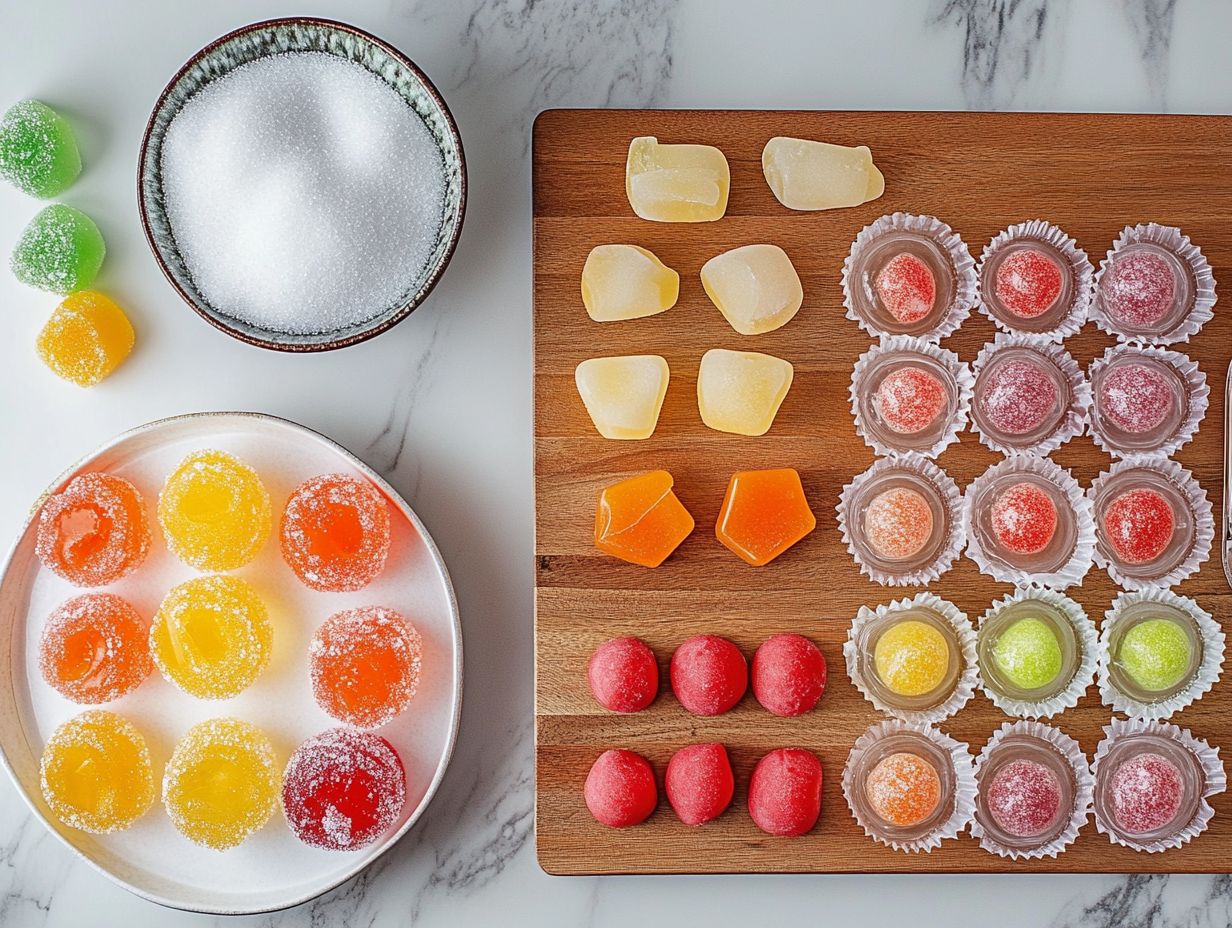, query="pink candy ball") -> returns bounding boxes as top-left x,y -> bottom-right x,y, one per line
747,747 -> 823,837
875,367 -> 947,434
979,358 -> 1059,436
1103,251 -> 1176,328
584,749 -> 657,828
665,743 -> 734,826
670,635 -> 748,716
588,637 -> 658,713
1099,363 -> 1173,434
1109,751 -> 1183,834
986,758 -> 1063,838
751,634 -> 827,717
